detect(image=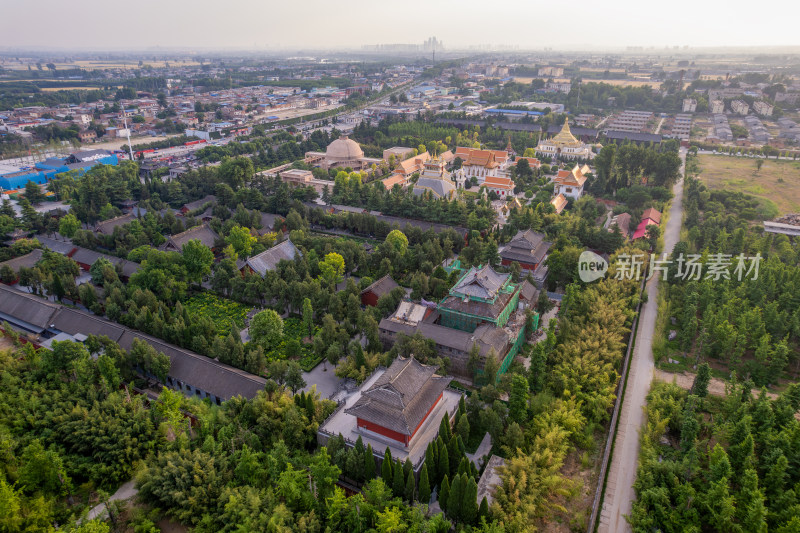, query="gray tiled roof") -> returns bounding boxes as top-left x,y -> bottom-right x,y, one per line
51,307 -> 126,341
0,249 -> 43,272
500,230 -> 551,265
361,274 -> 399,298
345,356 -> 451,436
162,223 -> 219,251
439,289 -> 515,321
378,316 -> 509,359
95,213 -> 136,235
68,248 -> 140,278
0,285 -> 58,332
182,195 -> 217,212
603,130 -> 662,143
453,265 -> 509,300
413,177 -> 456,199
245,239 -> 300,277
259,213 -> 280,235
35,236 -> 77,255
519,280 -> 539,302
508,229 -> 544,250
116,330 -> 266,400
0,285 -> 265,401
